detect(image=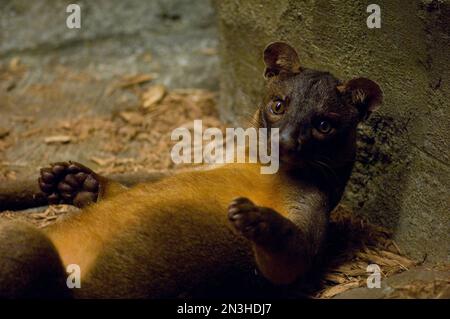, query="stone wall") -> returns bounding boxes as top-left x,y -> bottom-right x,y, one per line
215,0 -> 450,262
